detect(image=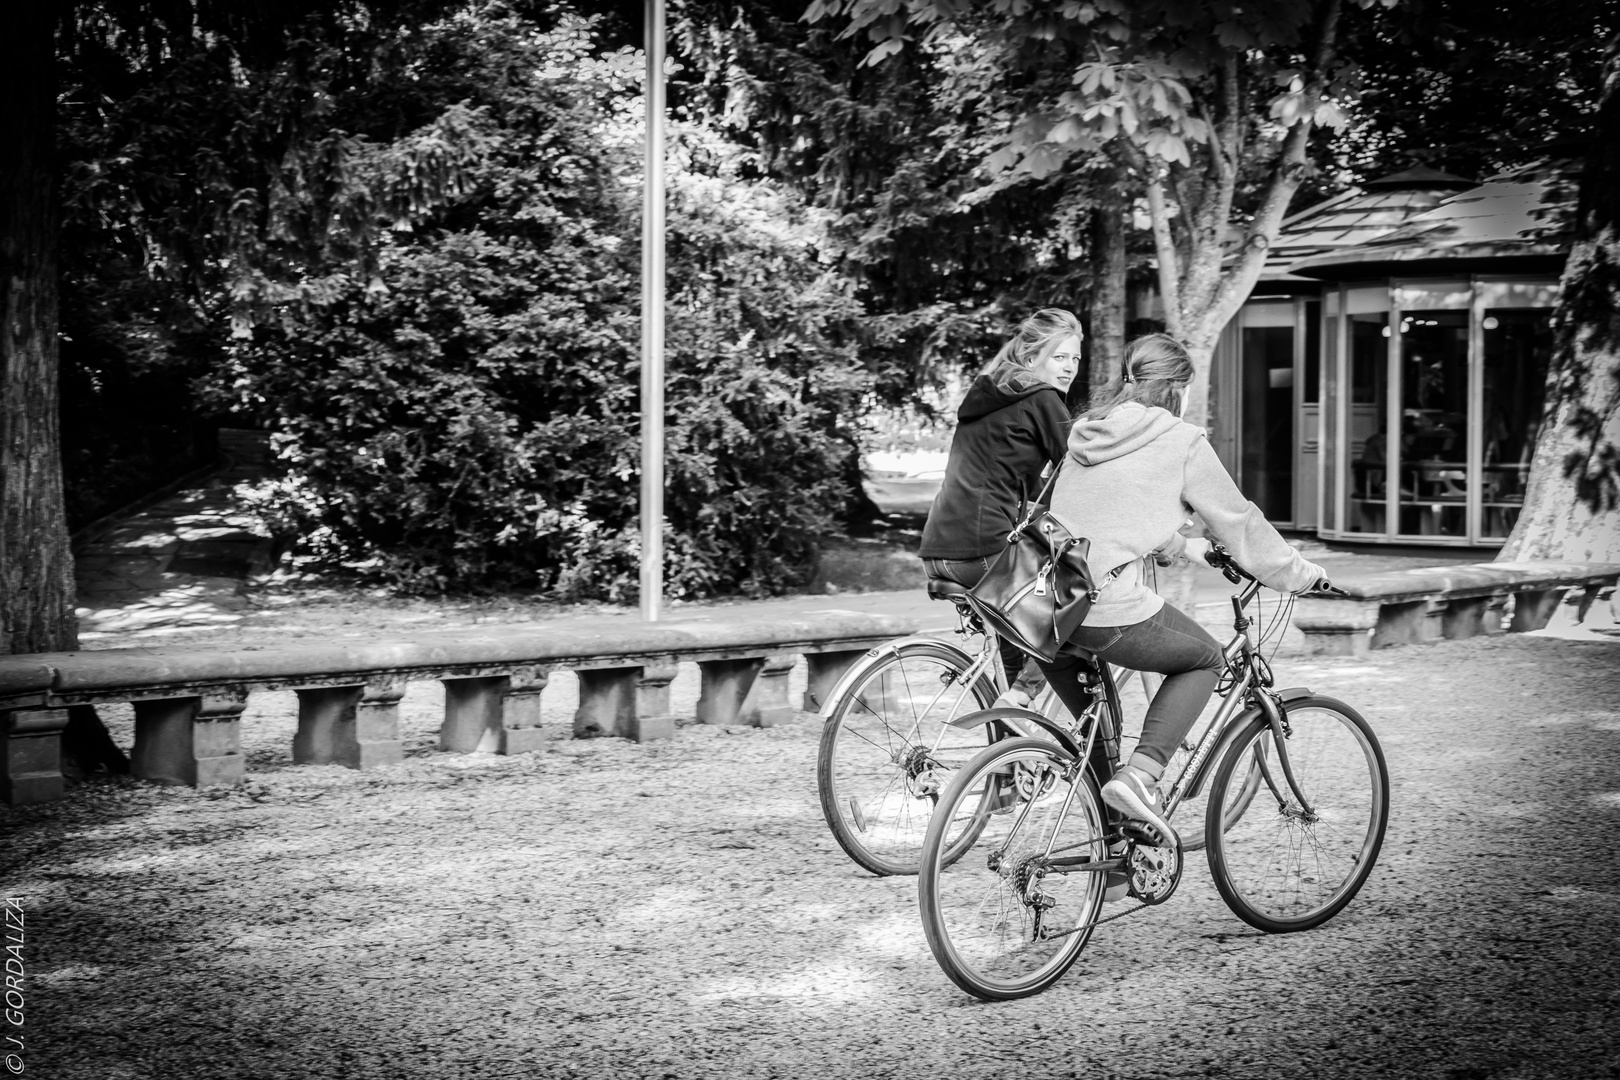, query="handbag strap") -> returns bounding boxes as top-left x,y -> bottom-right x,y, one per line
1007,460 -> 1065,542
